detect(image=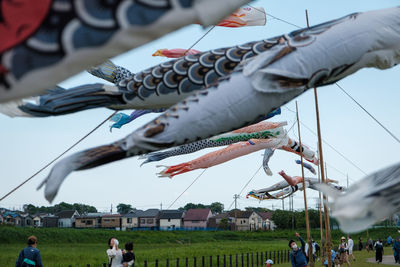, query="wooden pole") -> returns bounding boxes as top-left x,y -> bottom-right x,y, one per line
305,9 -> 332,267
295,101 -> 313,267
318,161 -> 324,254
